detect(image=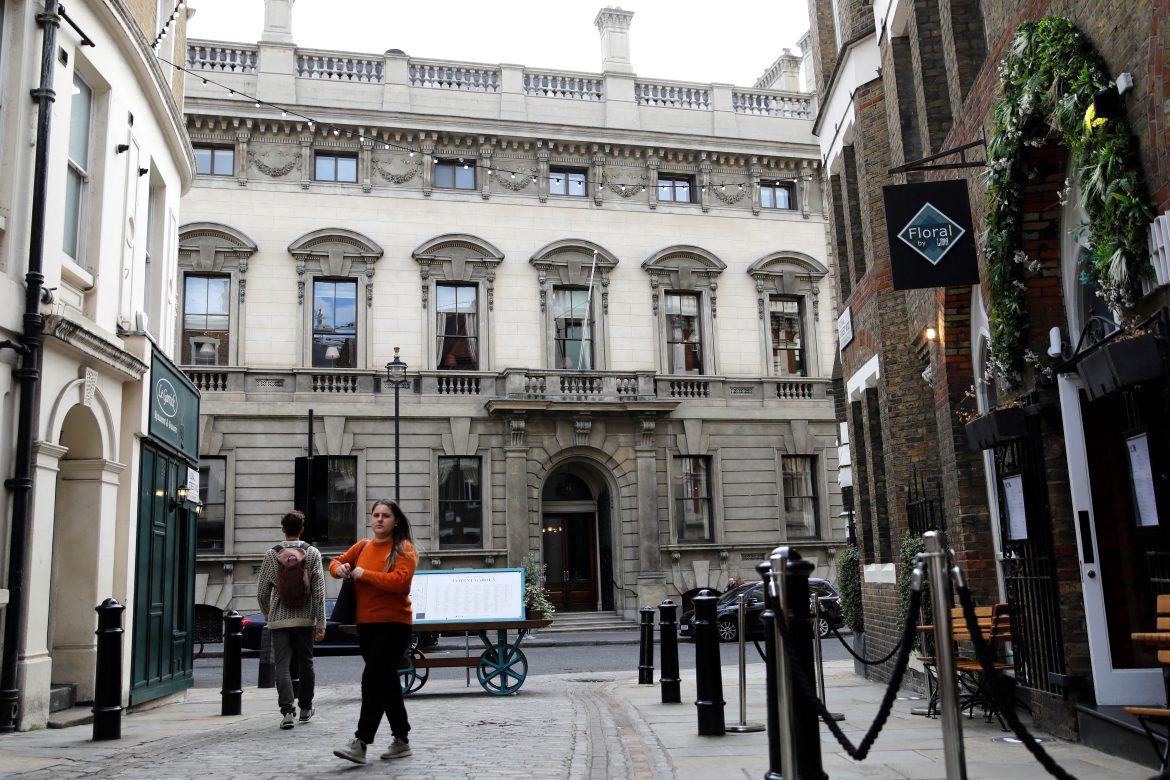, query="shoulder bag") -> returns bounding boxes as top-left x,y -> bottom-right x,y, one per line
330,539 -> 368,626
